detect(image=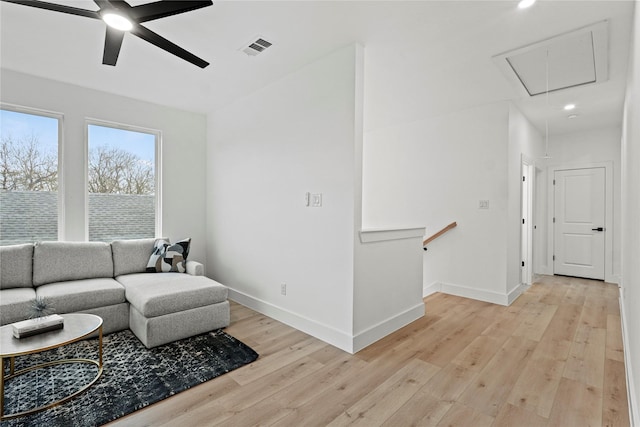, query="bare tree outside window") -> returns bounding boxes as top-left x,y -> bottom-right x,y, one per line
0,134 -> 58,191
0,109 -> 59,246
88,124 -> 157,242
88,146 -> 153,195
0,133 -> 153,196
0,110 -> 158,245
